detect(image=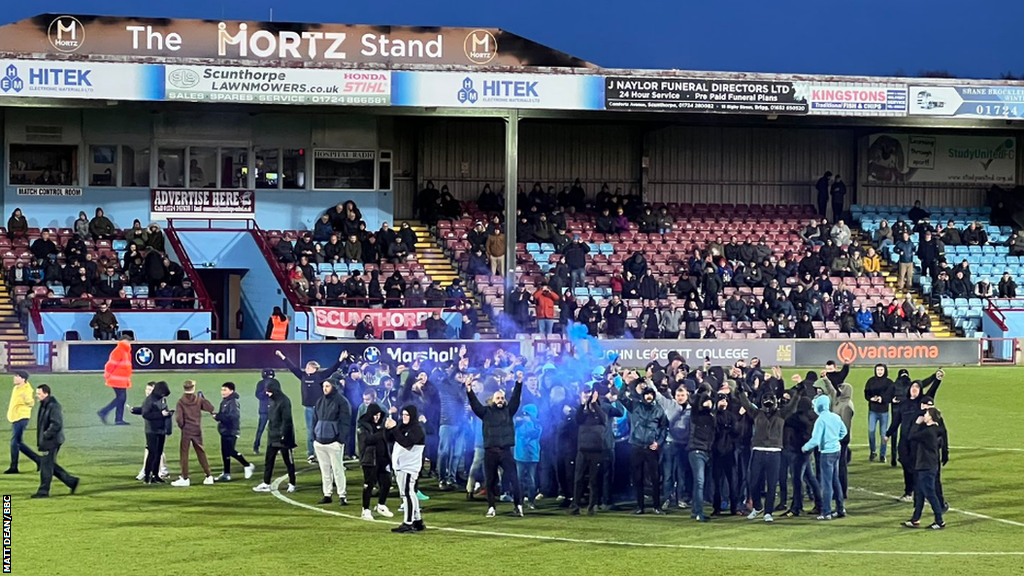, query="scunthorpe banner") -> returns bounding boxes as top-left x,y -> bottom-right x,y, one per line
0,59 -> 163,101
391,71 -> 605,110
164,65 -> 390,106
865,133 -> 1017,185
313,307 -> 444,338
